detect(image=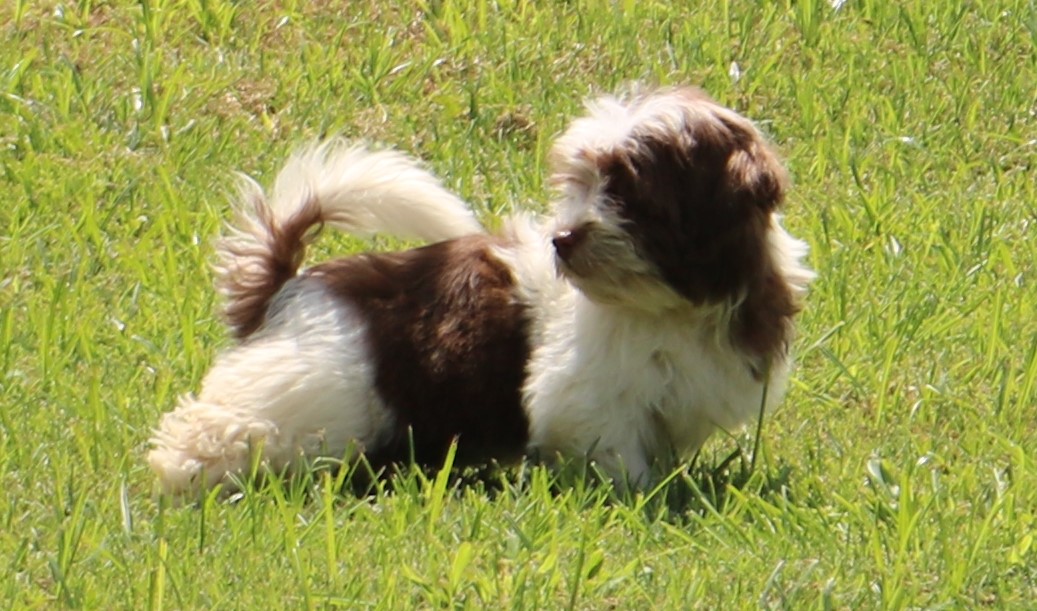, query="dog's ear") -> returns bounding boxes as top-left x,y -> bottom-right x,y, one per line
714,112 -> 788,214
664,86 -> 788,214
599,101 -> 787,236
588,94 -> 790,305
